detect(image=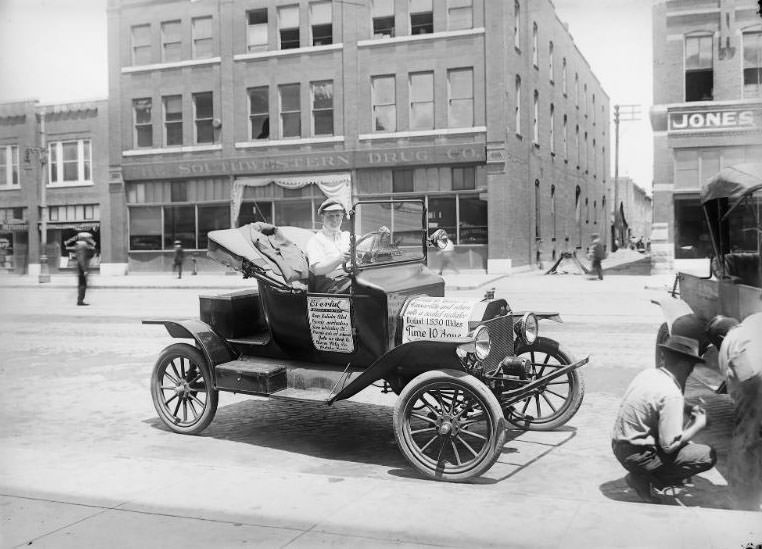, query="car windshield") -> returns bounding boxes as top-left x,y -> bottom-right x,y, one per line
352,200 -> 426,267
727,188 -> 762,254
